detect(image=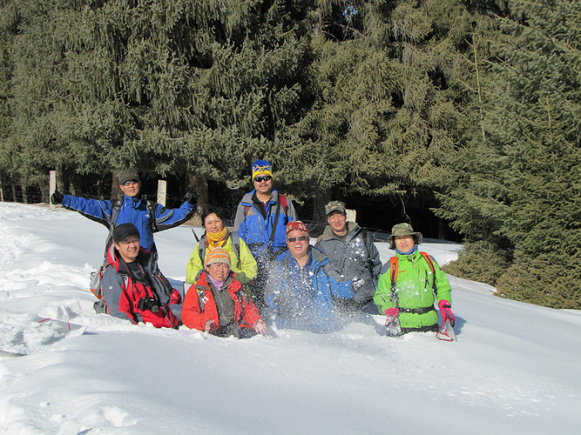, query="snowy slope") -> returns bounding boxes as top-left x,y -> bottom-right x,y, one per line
0,203 -> 579,434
